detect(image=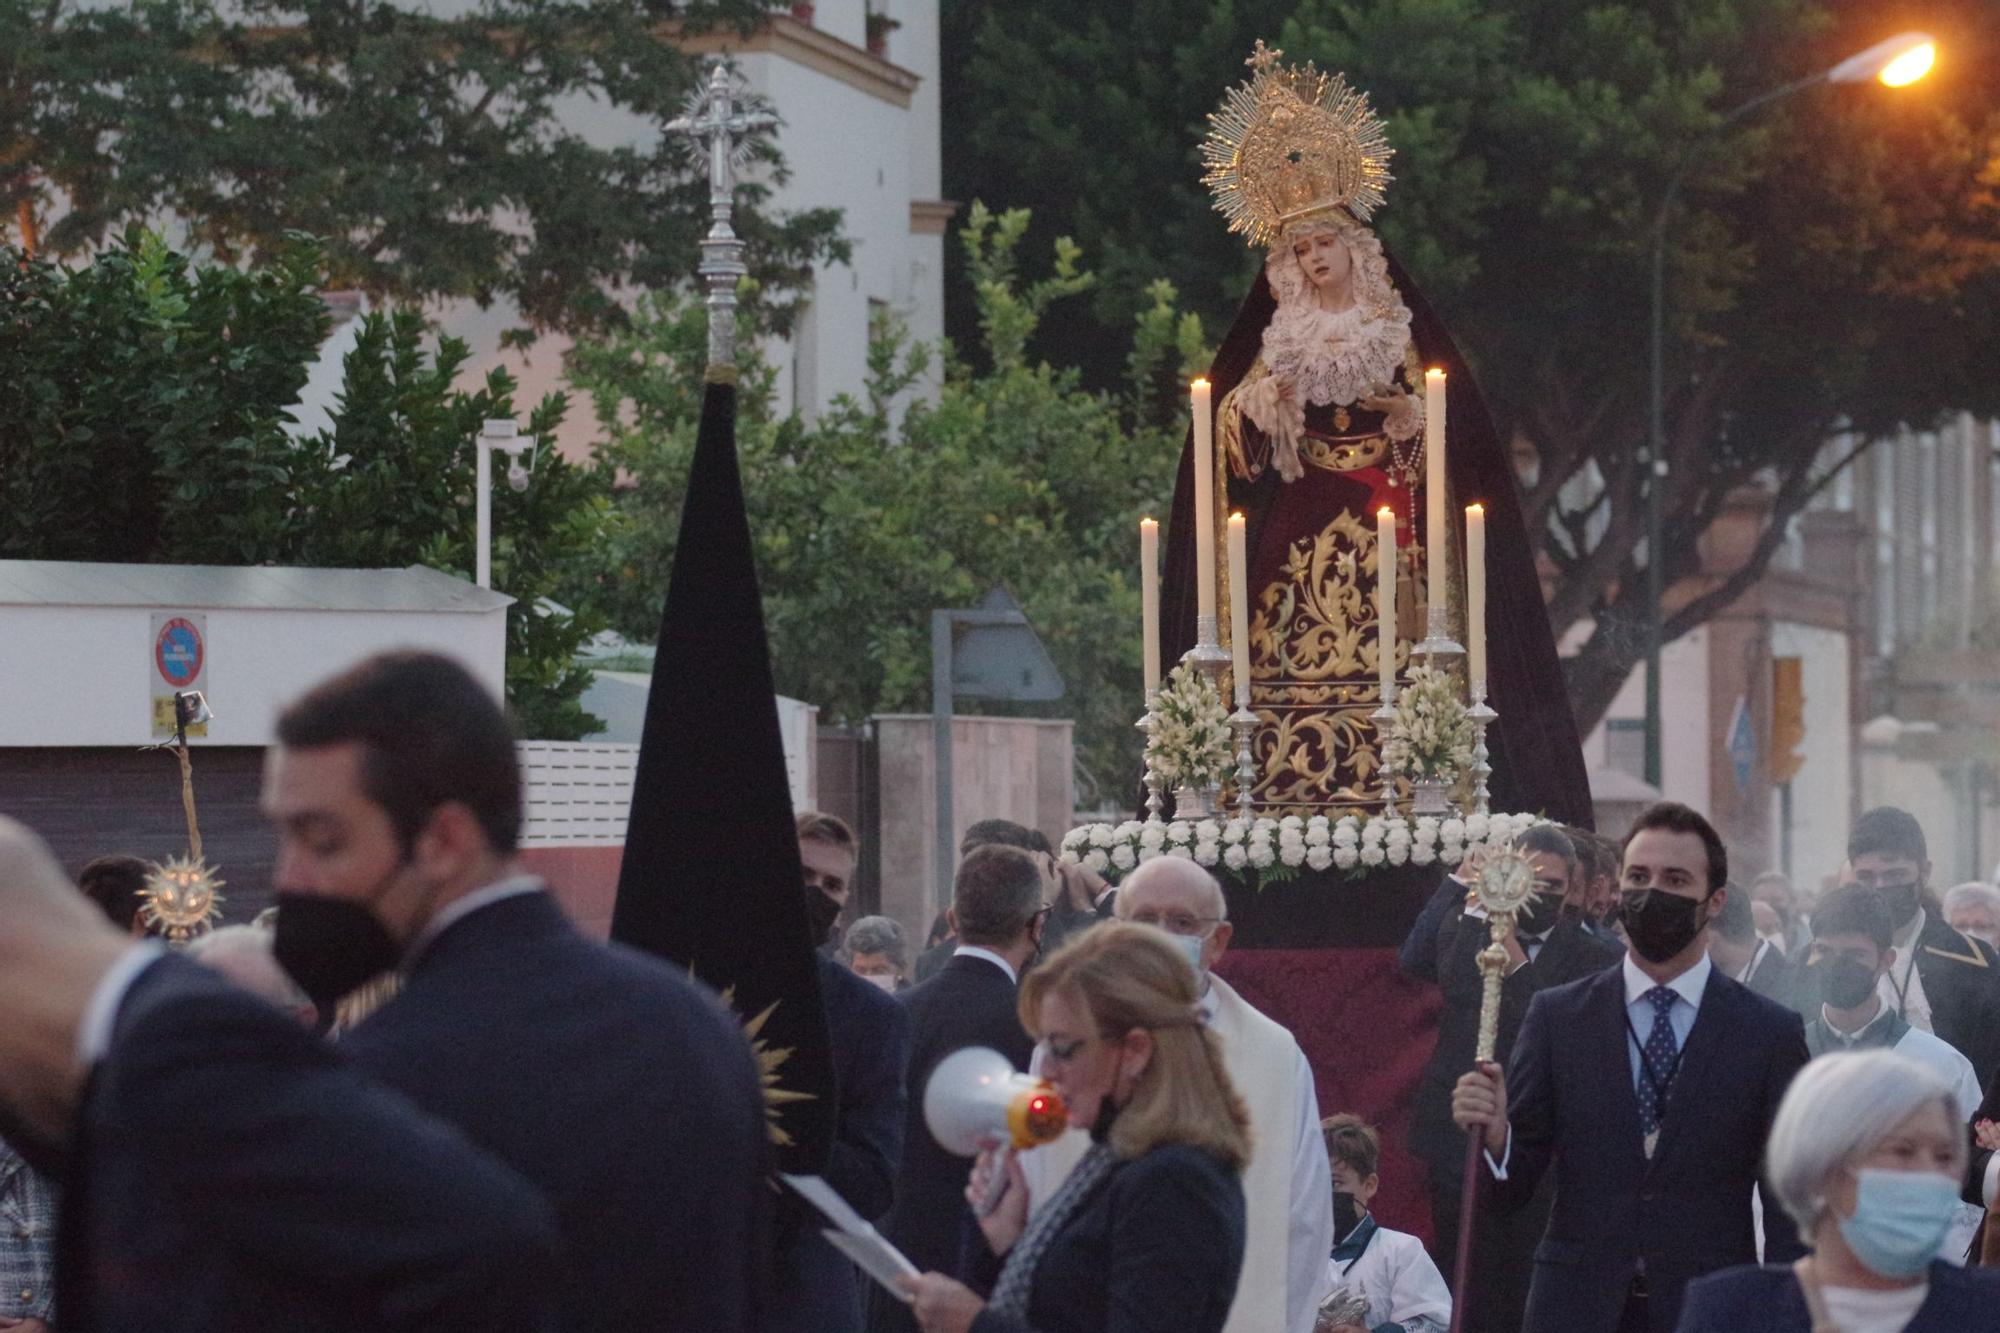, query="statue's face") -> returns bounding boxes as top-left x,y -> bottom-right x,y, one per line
1290,229 -> 1352,298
